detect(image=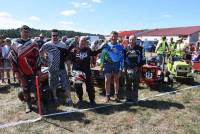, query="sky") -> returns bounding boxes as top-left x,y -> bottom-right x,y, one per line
0,0 -> 200,35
